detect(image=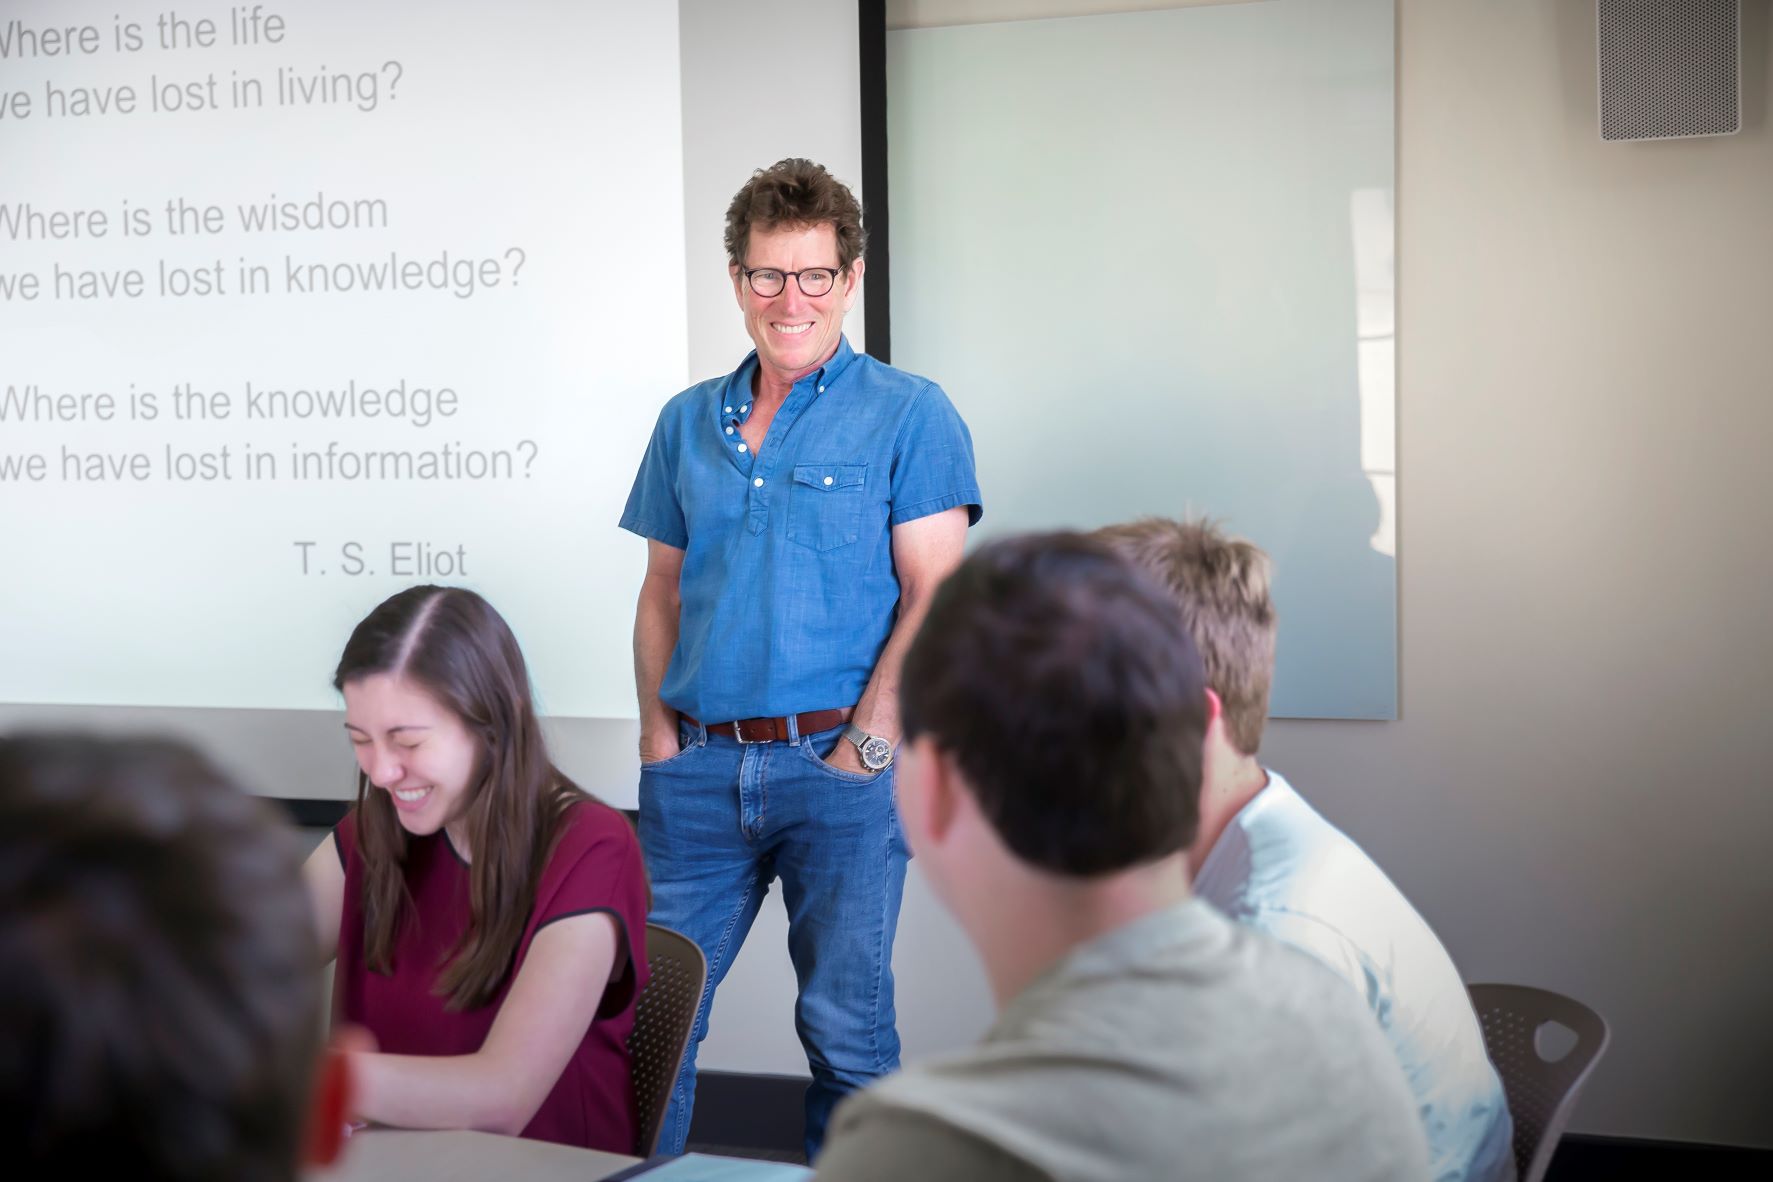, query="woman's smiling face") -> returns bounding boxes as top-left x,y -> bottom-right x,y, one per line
342,673 -> 481,840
